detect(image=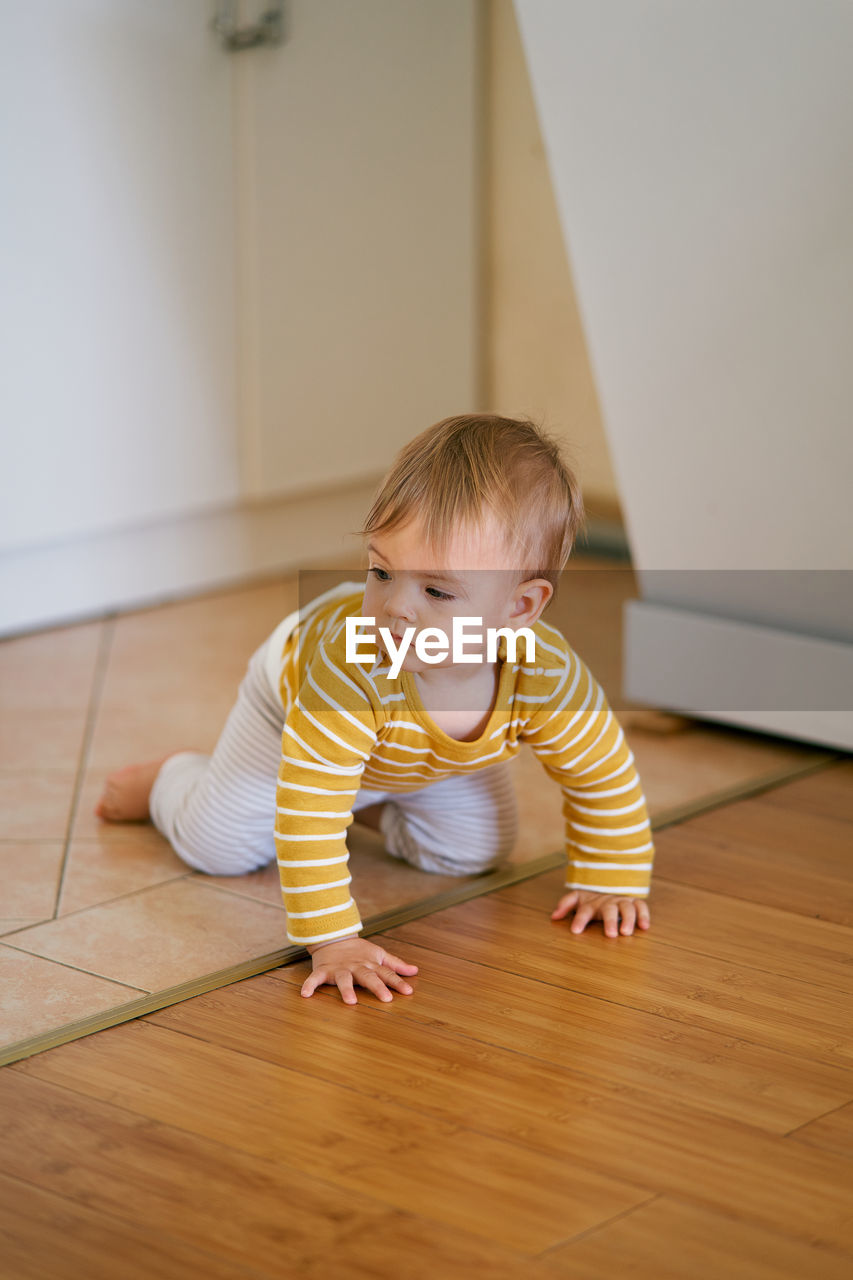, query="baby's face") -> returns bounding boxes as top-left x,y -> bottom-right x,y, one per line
361,511 -> 545,675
